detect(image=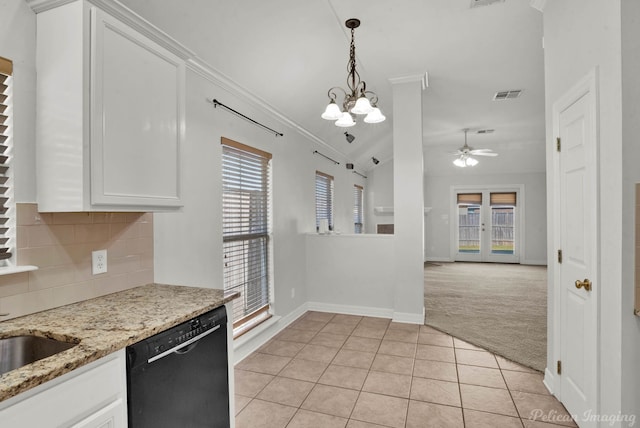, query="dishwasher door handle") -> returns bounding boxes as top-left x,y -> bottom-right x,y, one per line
148,324 -> 221,364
